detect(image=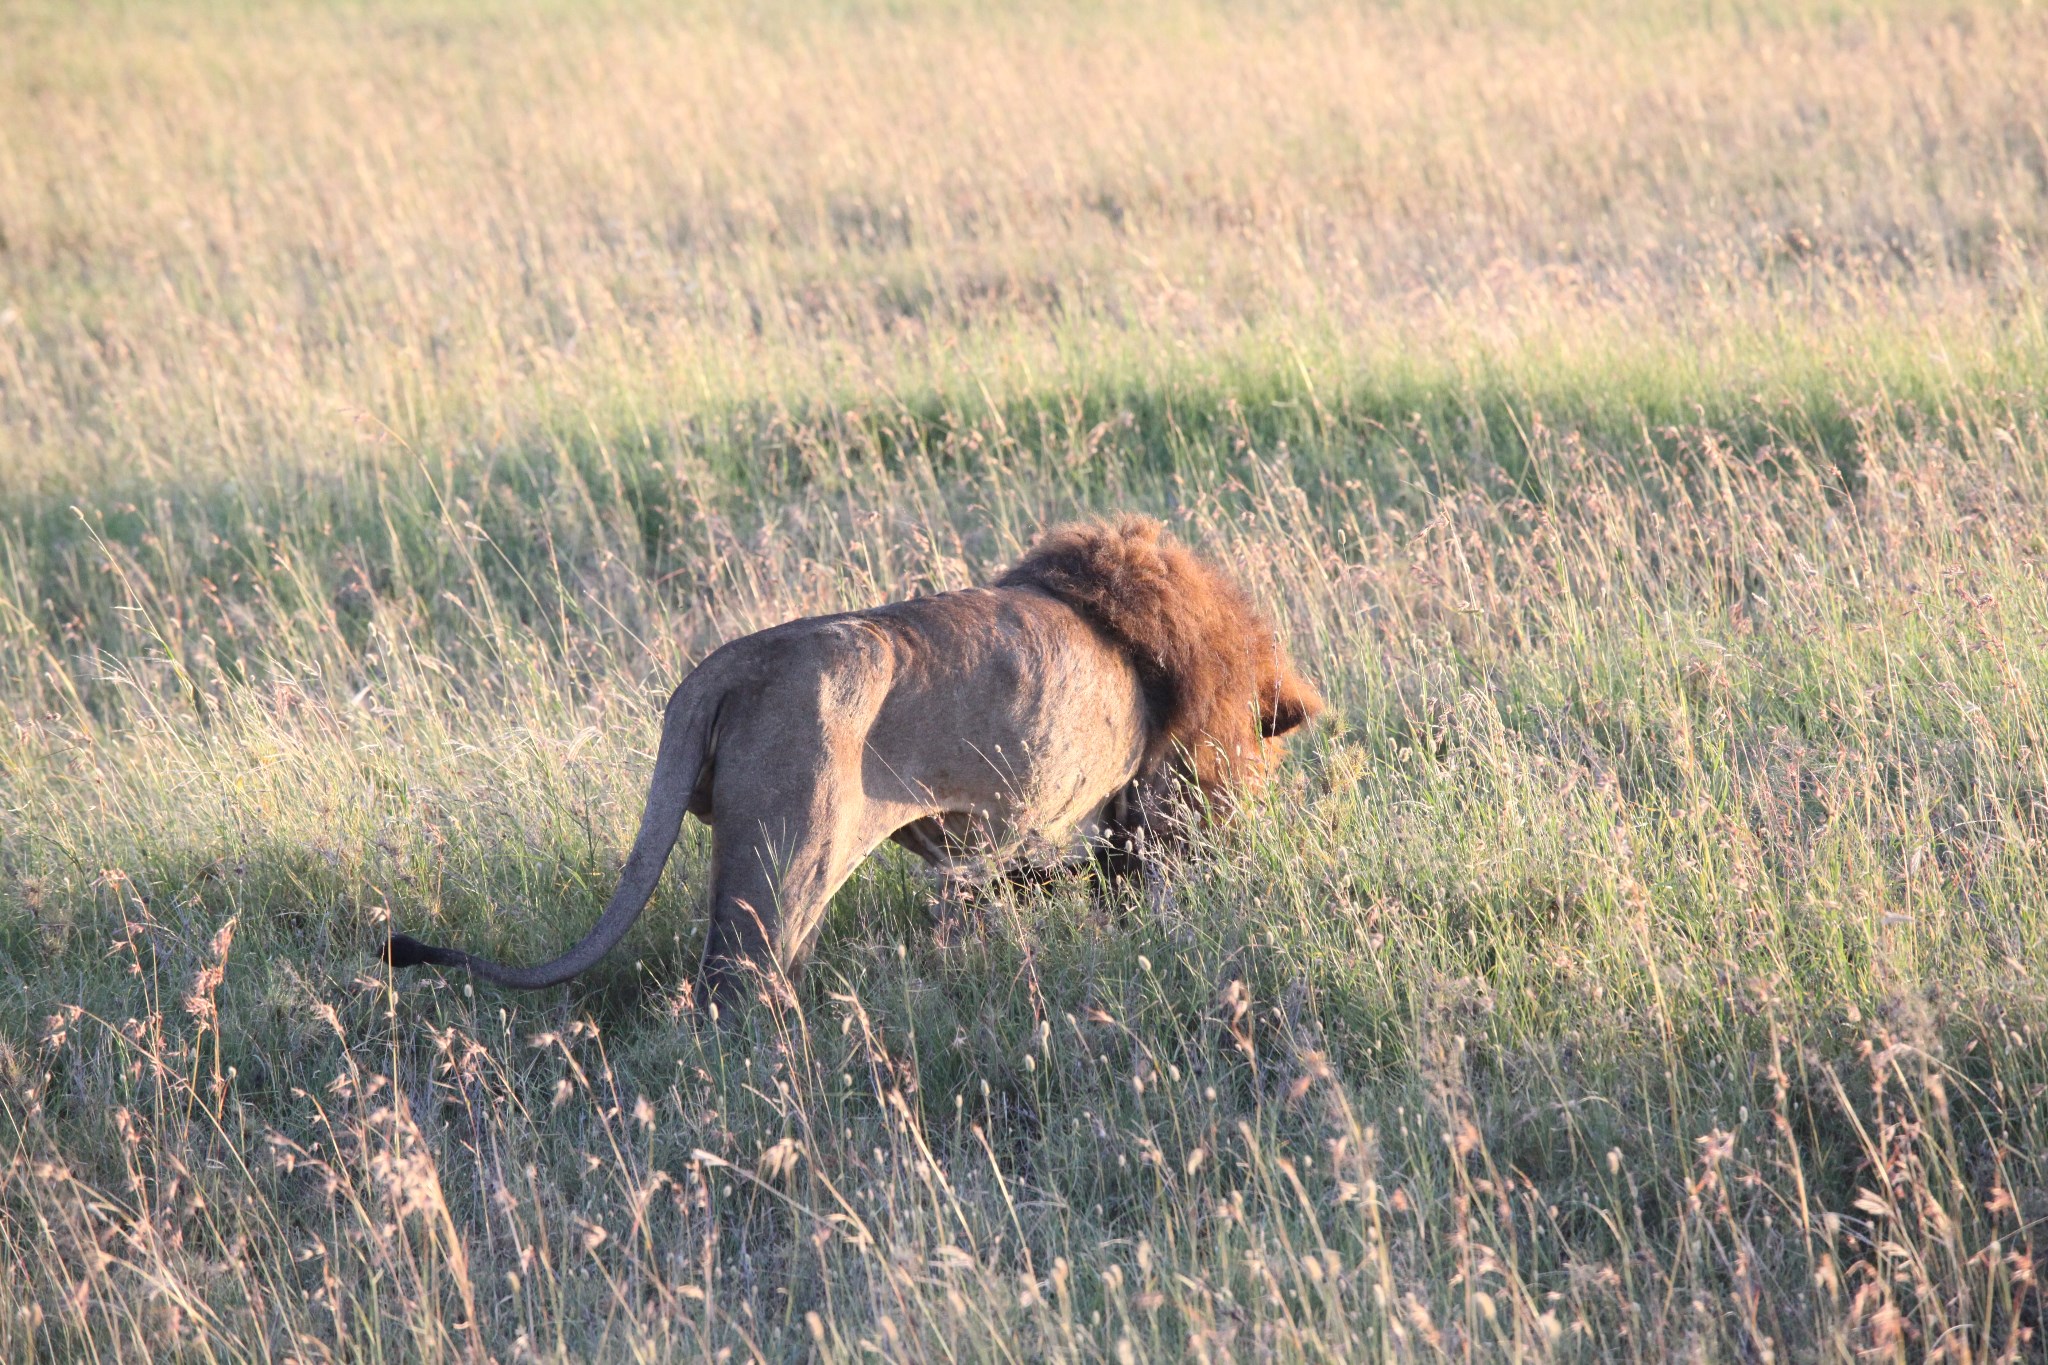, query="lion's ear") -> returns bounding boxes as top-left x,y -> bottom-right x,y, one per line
1260,671 -> 1324,738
